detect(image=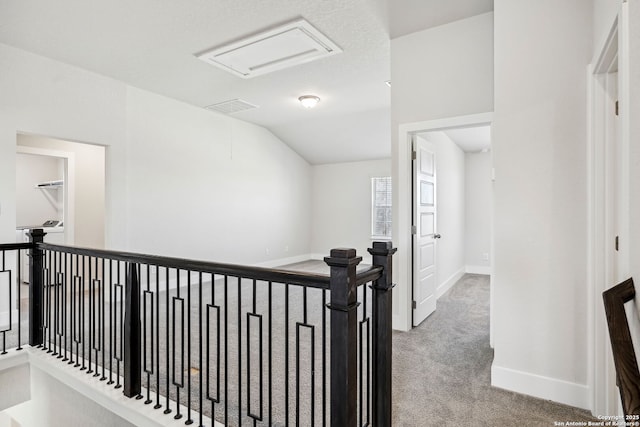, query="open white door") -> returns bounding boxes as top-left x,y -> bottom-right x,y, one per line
412,136 -> 438,326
